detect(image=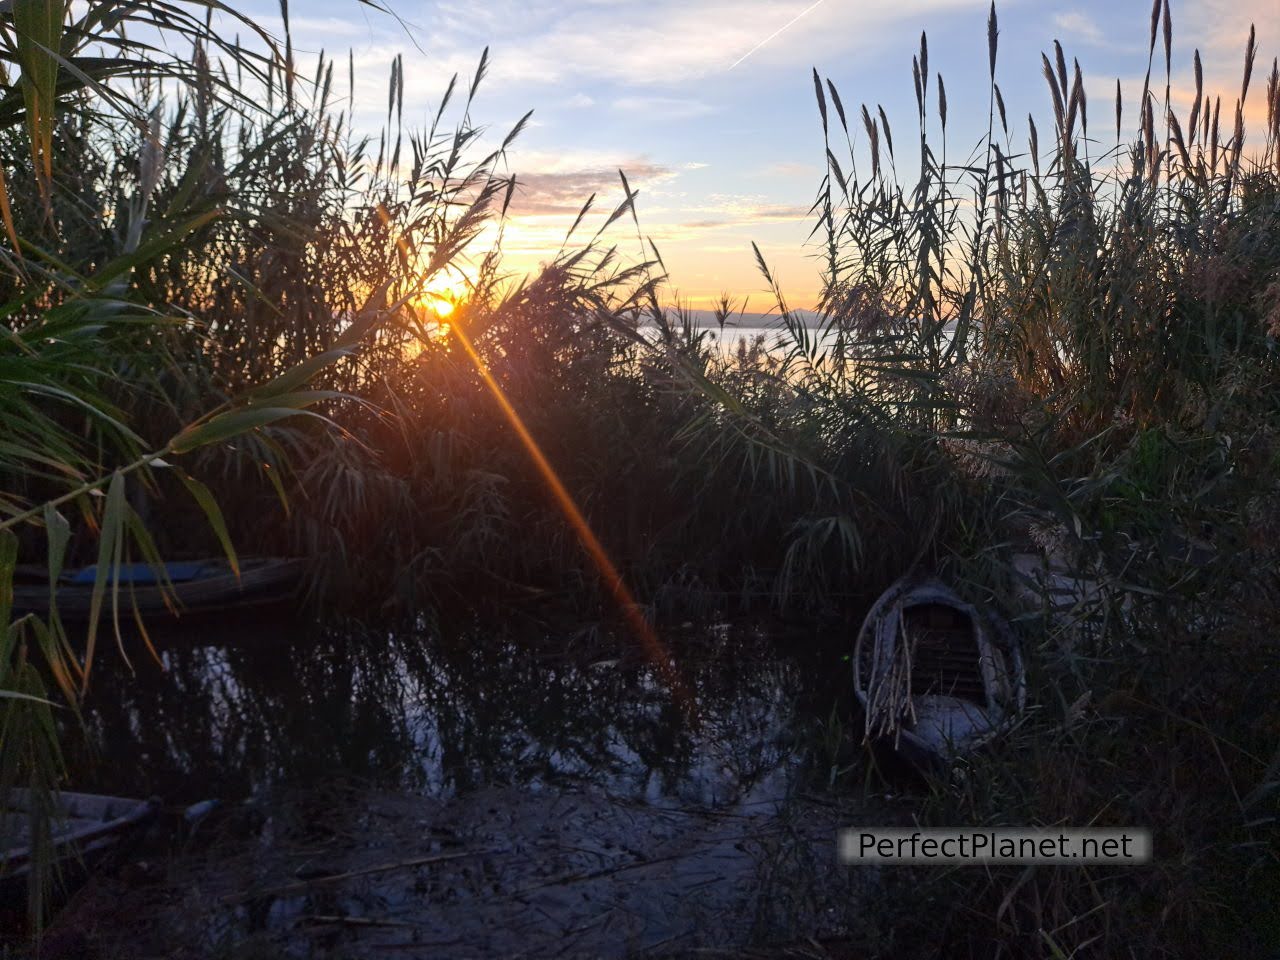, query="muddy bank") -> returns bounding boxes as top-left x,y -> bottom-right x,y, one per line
58,783 -> 873,958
